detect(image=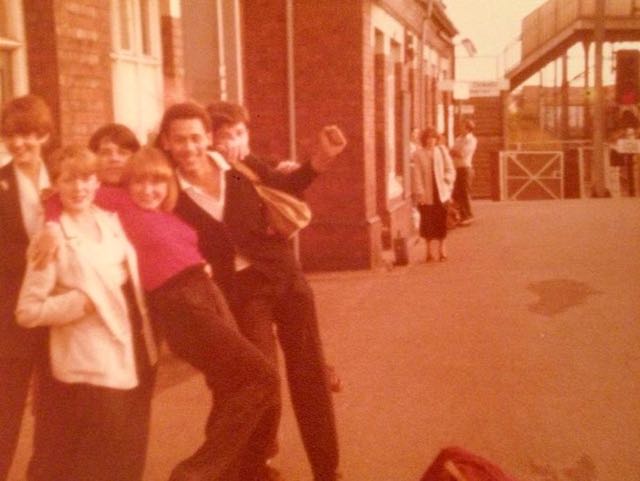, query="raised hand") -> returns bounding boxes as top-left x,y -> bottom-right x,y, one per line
310,125 -> 347,172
